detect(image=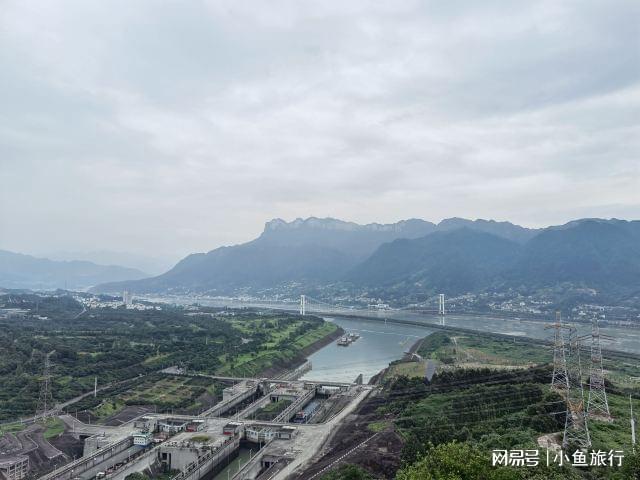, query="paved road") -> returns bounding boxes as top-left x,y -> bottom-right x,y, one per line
270,387 -> 374,480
